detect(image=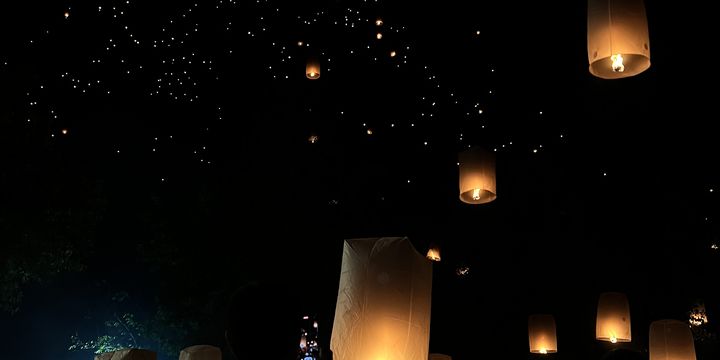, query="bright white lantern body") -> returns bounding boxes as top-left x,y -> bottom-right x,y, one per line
331,237 -> 433,360
596,292 -> 632,343
179,345 -> 222,360
649,320 -> 697,360
458,147 -> 497,204
528,314 -> 558,354
587,0 -> 651,79
94,349 -> 157,360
